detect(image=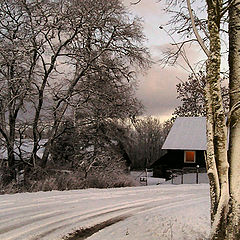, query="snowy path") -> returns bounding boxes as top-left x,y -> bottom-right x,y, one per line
0,184 -> 210,240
